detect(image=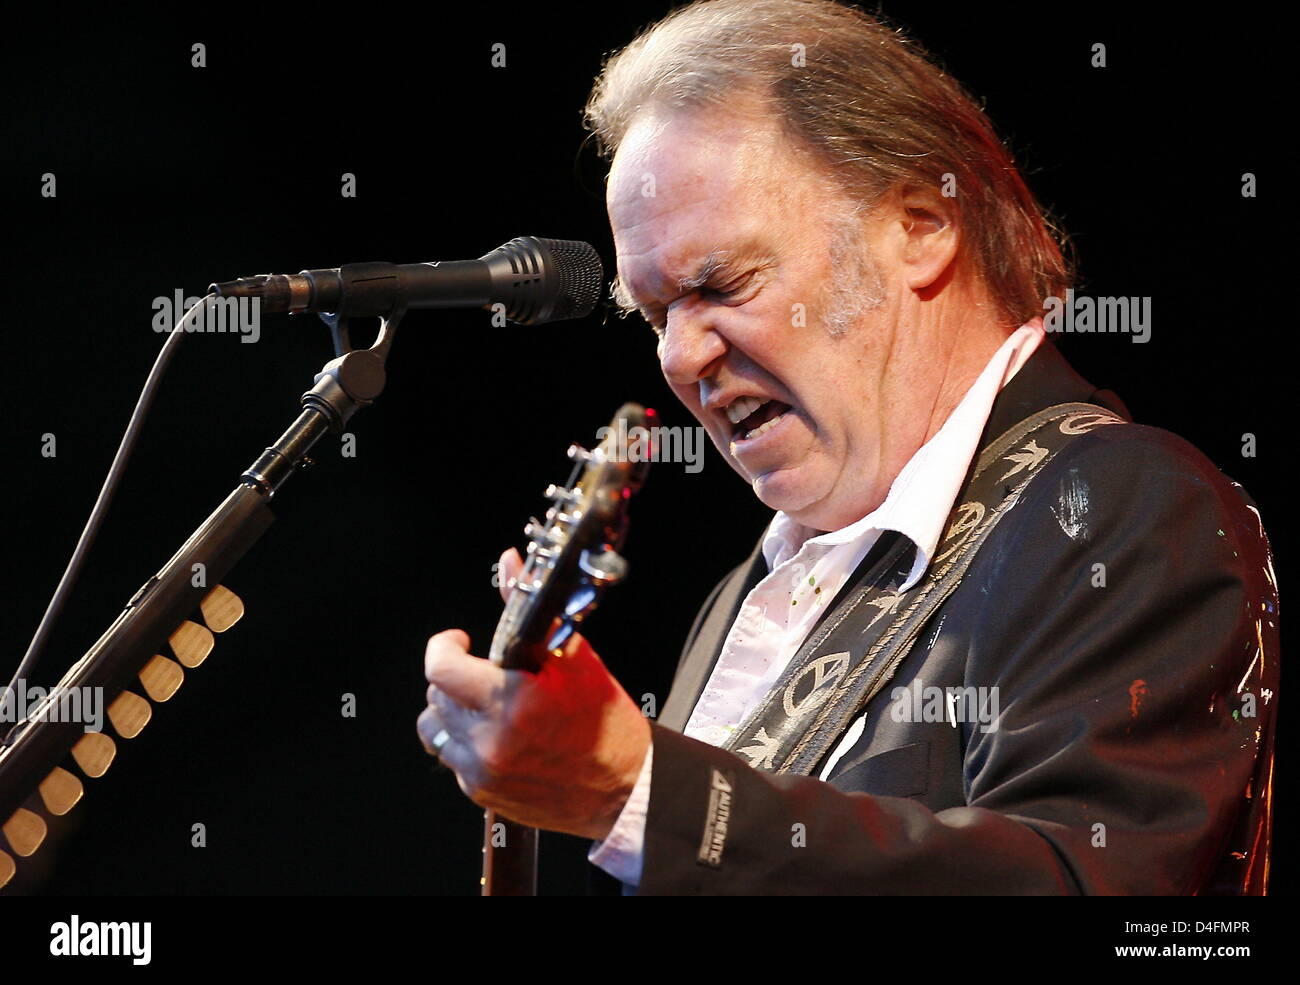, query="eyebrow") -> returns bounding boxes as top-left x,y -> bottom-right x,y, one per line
610,249 -> 736,318
677,250 -> 734,292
